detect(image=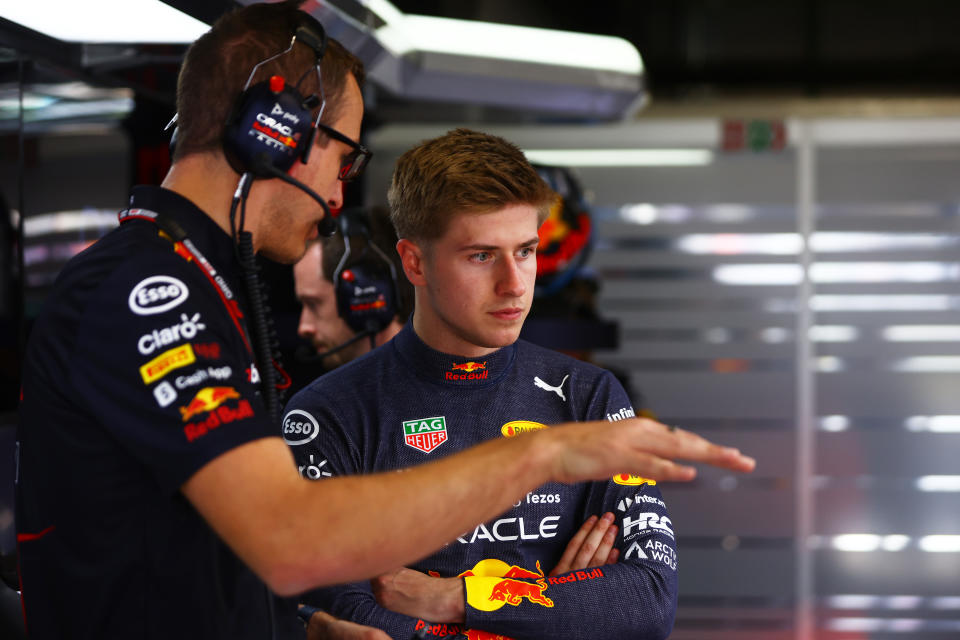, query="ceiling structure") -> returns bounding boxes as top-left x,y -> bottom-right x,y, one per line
3,0 -> 960,129
386,0 -> 960,120
390,0 -> 960,96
